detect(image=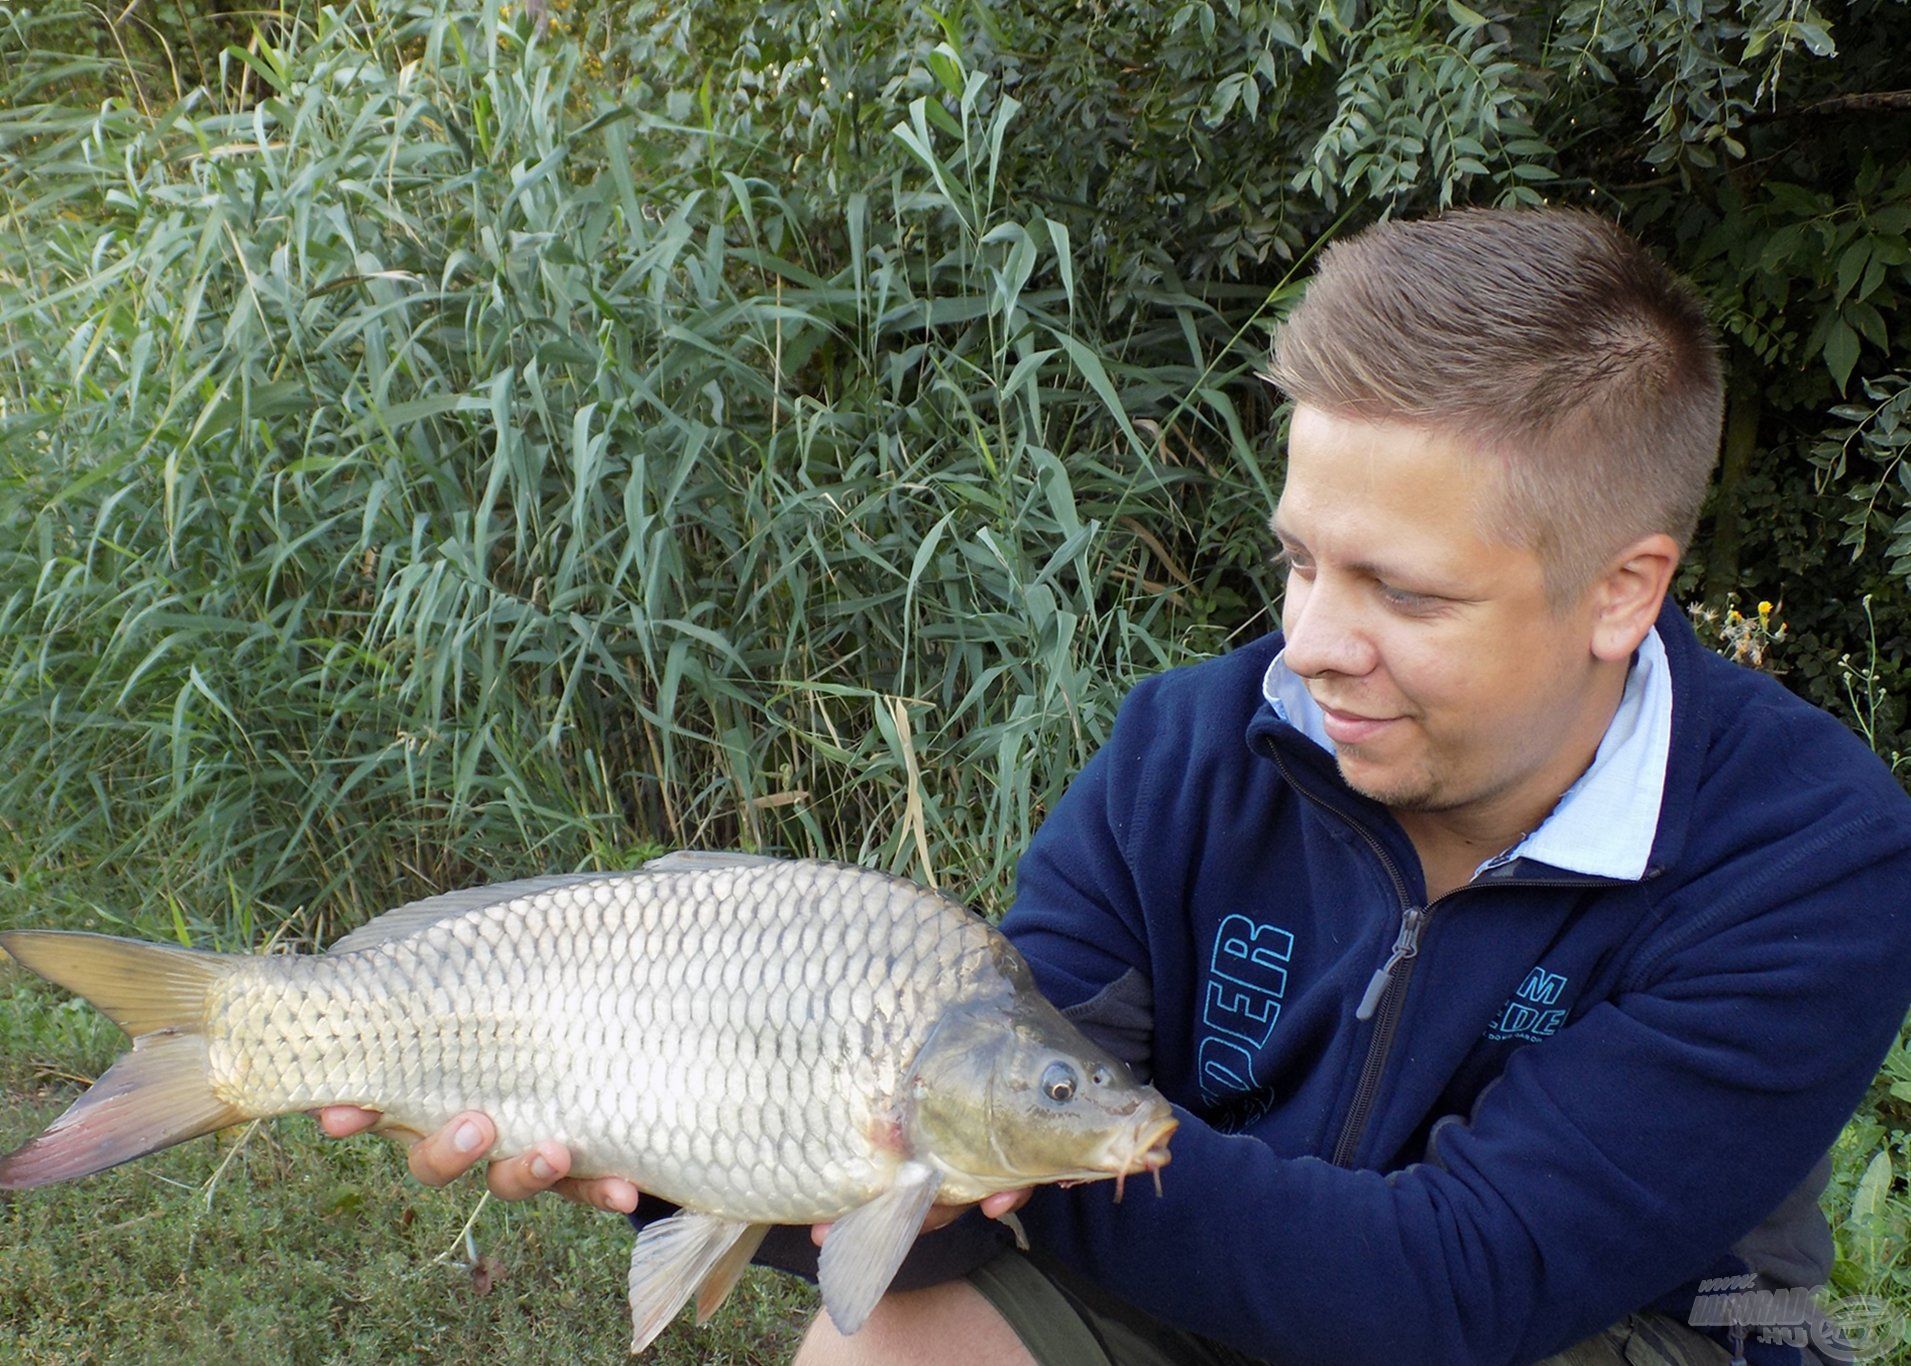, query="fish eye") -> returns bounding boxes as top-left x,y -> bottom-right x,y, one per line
1041,1061 -> 1080,1103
